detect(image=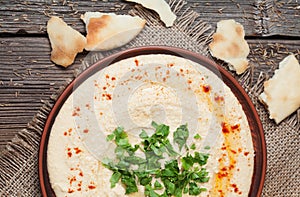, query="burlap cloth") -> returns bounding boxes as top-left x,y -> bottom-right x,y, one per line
0,0 -> 299,196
